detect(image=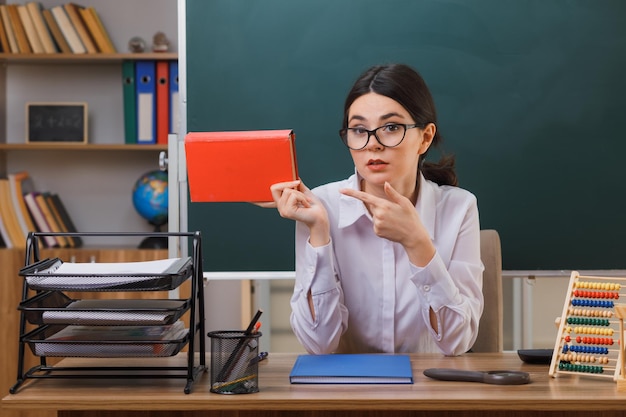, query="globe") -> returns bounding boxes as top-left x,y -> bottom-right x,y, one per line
132,170 -> 168,248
